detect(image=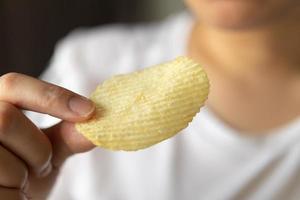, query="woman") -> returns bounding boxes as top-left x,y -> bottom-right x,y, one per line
0,0 -> 299,199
